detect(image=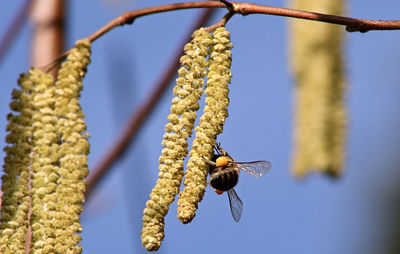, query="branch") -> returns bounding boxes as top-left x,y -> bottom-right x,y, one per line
231,2 -> 400,32
30,0 -> 65,77
84,8 -> 216,200
41,1 -> 400,73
